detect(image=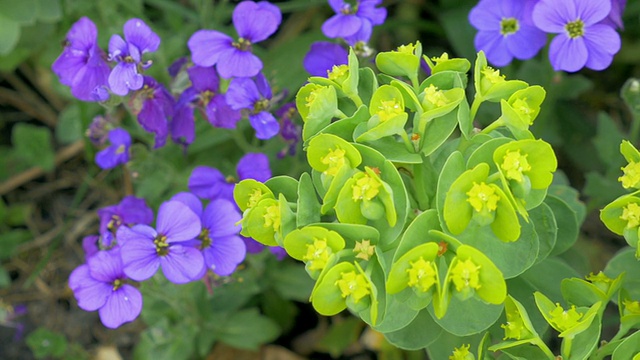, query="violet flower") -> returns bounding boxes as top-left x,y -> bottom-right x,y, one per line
68,247 -> 143,329
188,1 -> 282,78
469,0 -> 546,67
303,42 -> 349,77
95,128 -> 131,170
532,0 -> 621,72
116,201 -> 204,284
171,193 -> 246,276
108,18 -> 160,96
226,73 -> 279,139
602,0 -> 627,30
188,152 -> 272,202
131,76 -> 175,148
86,115 -> 114,146
322,0 -> 387,39
275,103 -> 301,158
52,17 -> 111,102
171,66 -> 242,146
82,232 -> 115,259
97,195 -> 154,234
